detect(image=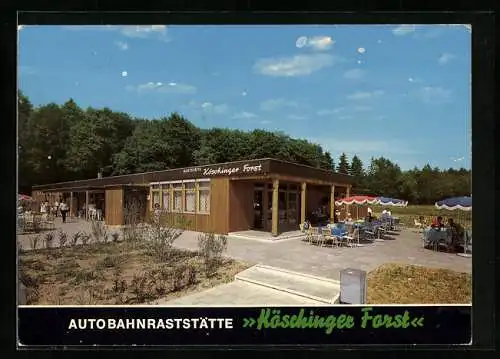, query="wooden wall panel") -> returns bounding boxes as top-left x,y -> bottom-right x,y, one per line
209,178 -> 229,234
228,180 -> 254,232
105,188 -> 124,225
